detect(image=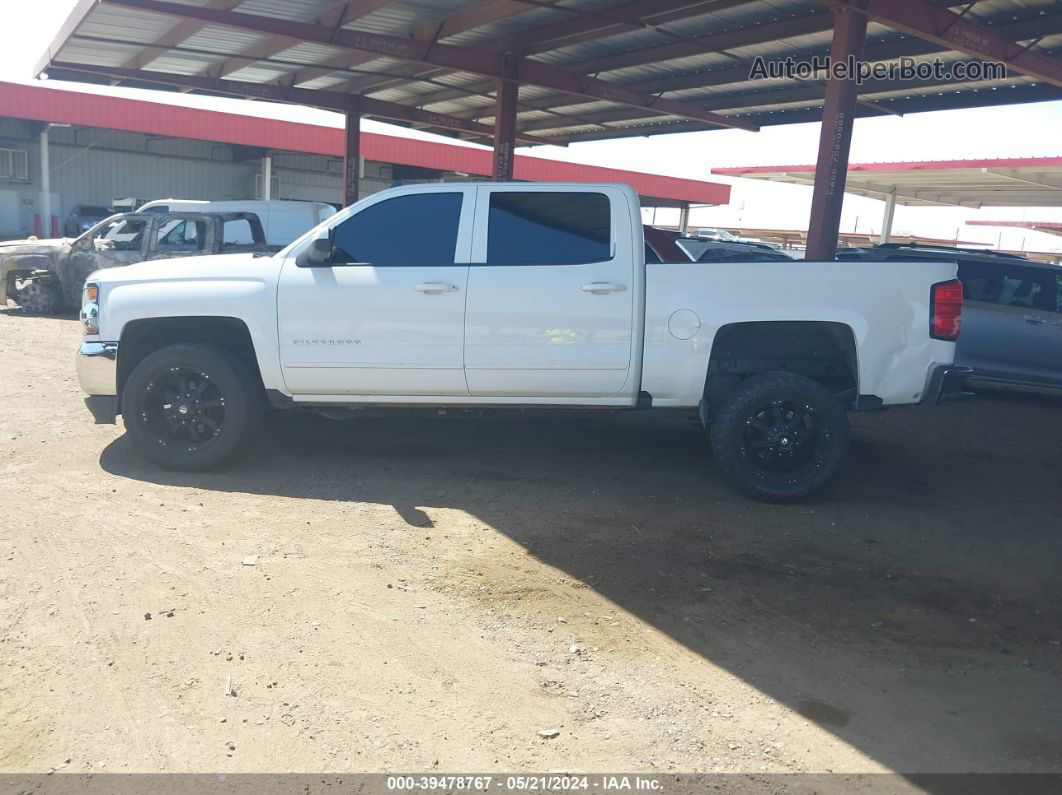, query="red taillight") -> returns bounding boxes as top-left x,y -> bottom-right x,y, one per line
930,279 -> 963,341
